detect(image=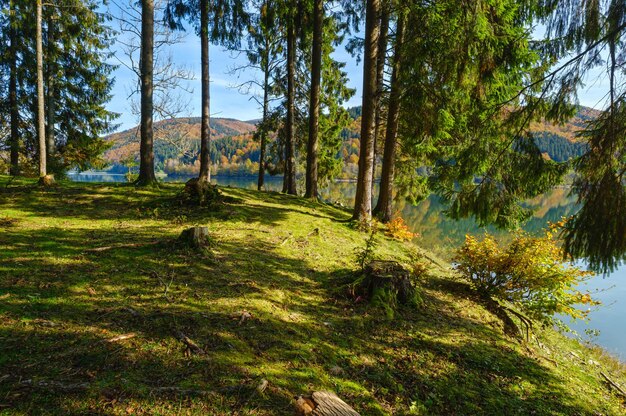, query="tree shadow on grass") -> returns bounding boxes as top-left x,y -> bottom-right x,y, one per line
0,181 -> 350,228
0,181 -> 614,415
